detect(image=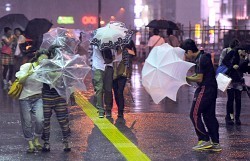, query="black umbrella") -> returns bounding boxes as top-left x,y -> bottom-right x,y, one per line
0,14 -> 28,33
25,18 -> 53,39
146,19 -> 179,30
145,19 -> 159,29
